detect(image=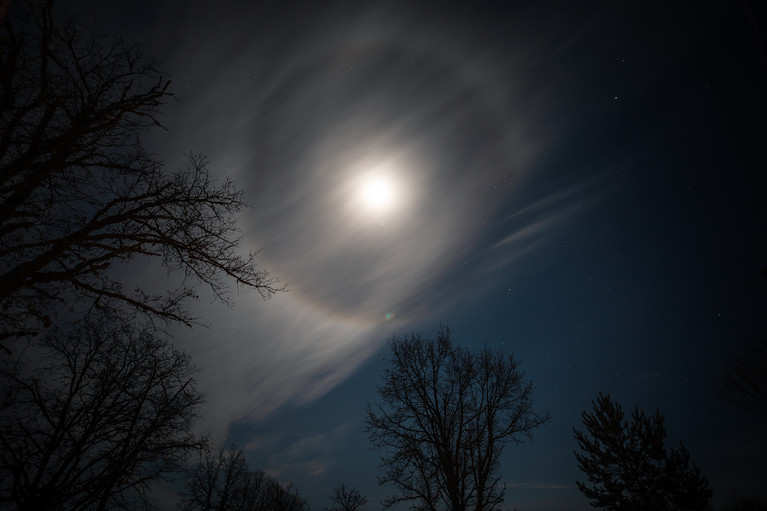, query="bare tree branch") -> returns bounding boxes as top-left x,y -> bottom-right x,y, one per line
722,338 -> 767,426
0,1 -> 282,344
0,312 -> 209,510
